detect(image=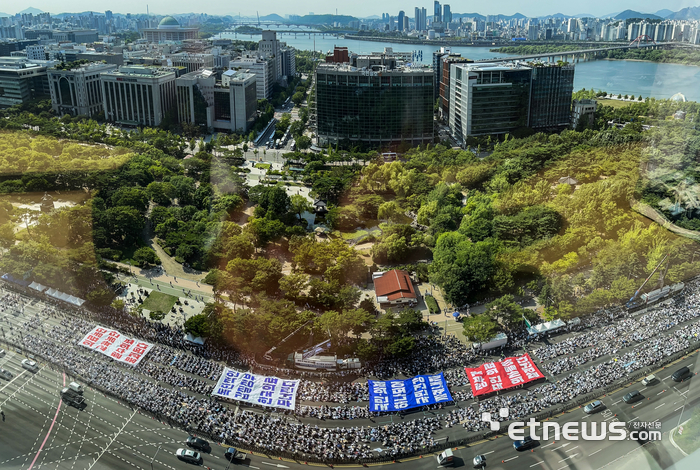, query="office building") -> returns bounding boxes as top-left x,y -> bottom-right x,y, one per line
259,31 -> 282,80
280,47 -> 296,78
398,11 -> 405,32
326,46 -> 350,63
48,62 -> 118,117
0,40 -> 39,57
0,57 -> 49,108
216,70 -> 257,132
571,99 -> 597,129
26,45 -> 46,61
439,55 -> 473,118
449,61 -> 576,139
529,63 -> 575,131
449,63 -> 532,138
415,7 -> 427,31
176,69 -> 256,133
434,1 -> 442,23
100,66 -> 176,126
314,61 -> 434,147
141,16 -> 198,43
229,55 -> 274,100
443,5 -> 452,25
167,53 -> 214,73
